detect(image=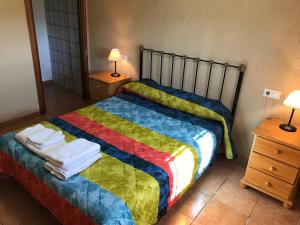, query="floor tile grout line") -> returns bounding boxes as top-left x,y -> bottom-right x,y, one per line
213,163 -> 238,195
245,194 -> 262,225
173,192 -> 211,221
172,161 -> 240,222
198,163 -> 239,200
209,163 -> 262,223
191,194 -> 212,222
173,163 -> 239,223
